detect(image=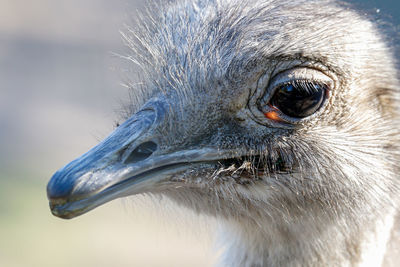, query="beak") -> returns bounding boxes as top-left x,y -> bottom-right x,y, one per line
47,99 -> 235,219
